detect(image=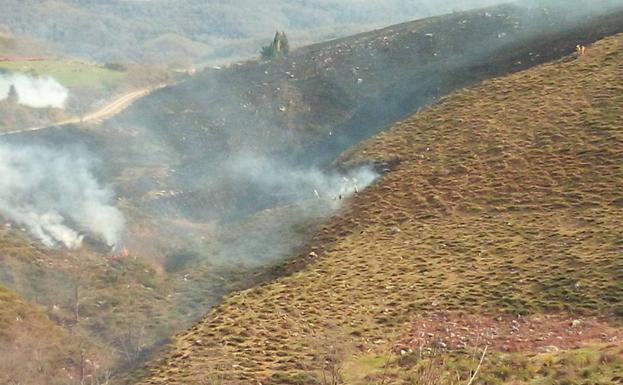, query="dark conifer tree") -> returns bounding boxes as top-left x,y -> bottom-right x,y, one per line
7,84 -> 18,103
